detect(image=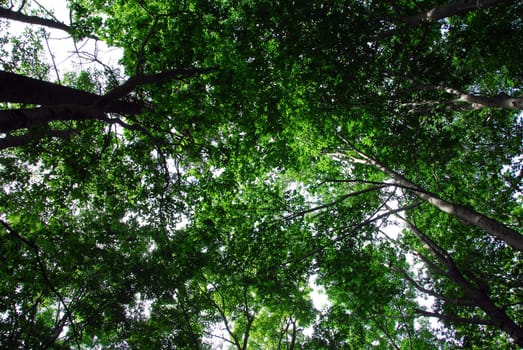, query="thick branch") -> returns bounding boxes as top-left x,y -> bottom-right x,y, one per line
394,212 -> 454,269
402,0 -> 505,26
454,92 -> 523,110
375,0 -> 504,40
0,70 -> 143,117
0,68 -> 215,132
394,264 -> 478,307
99,67 -> 217,104
289,319 -> 297,350
0,7 -> 71,32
